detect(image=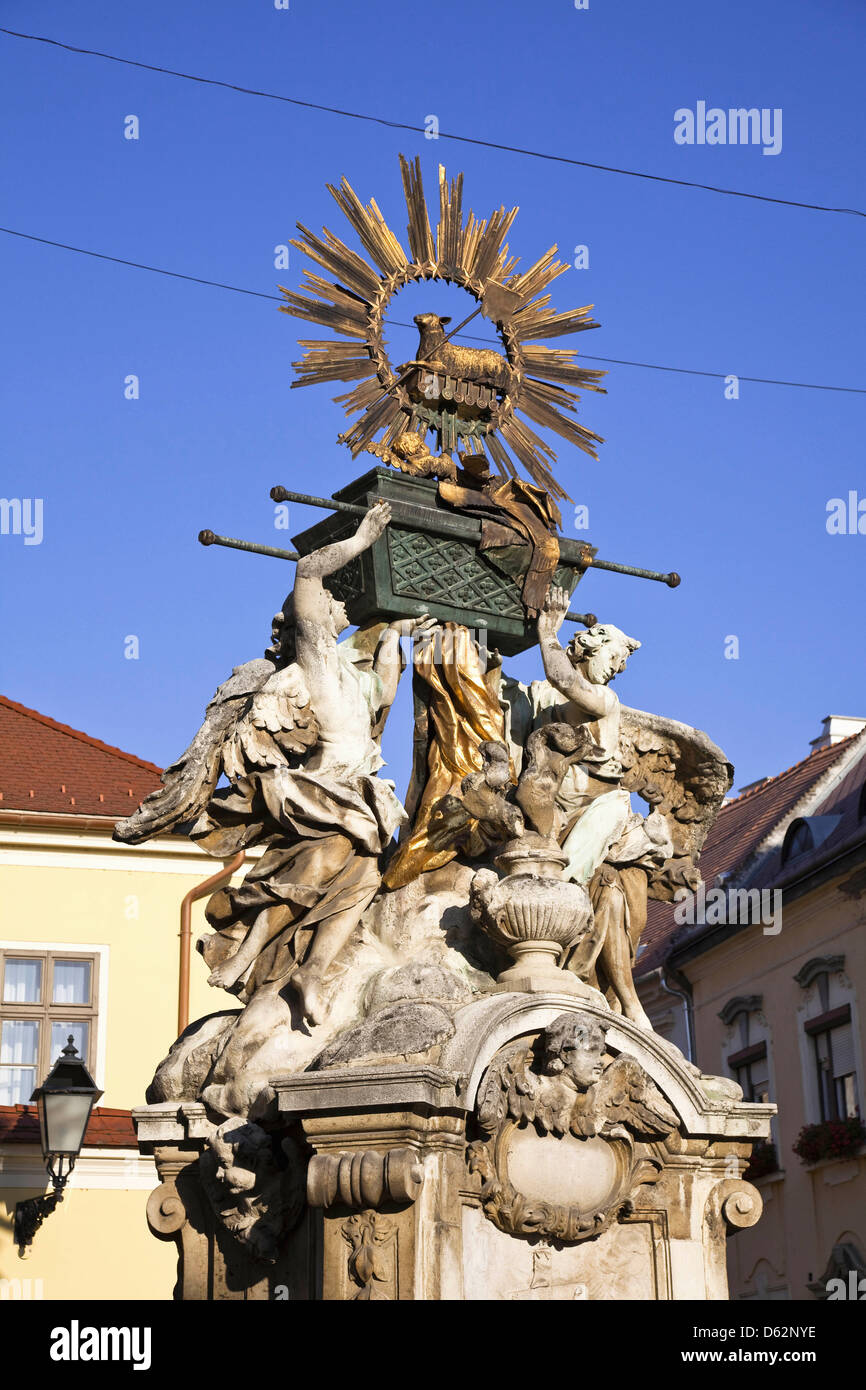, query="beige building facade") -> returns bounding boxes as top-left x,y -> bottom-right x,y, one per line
638,716 -> 866,1300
